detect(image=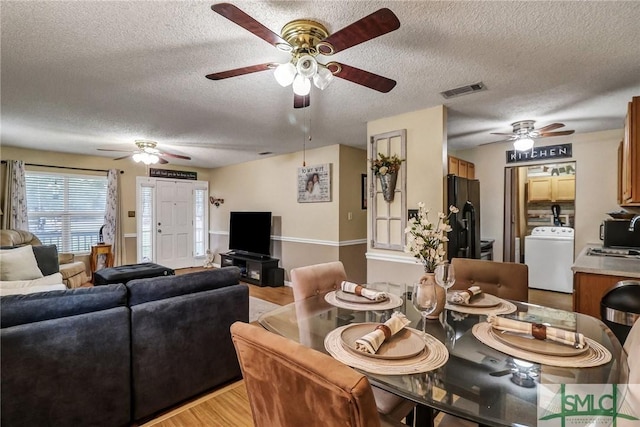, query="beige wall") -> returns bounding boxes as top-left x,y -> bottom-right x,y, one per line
365,105 -> 447,285
207,144 -> 368,281
454,129 -> 624,261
